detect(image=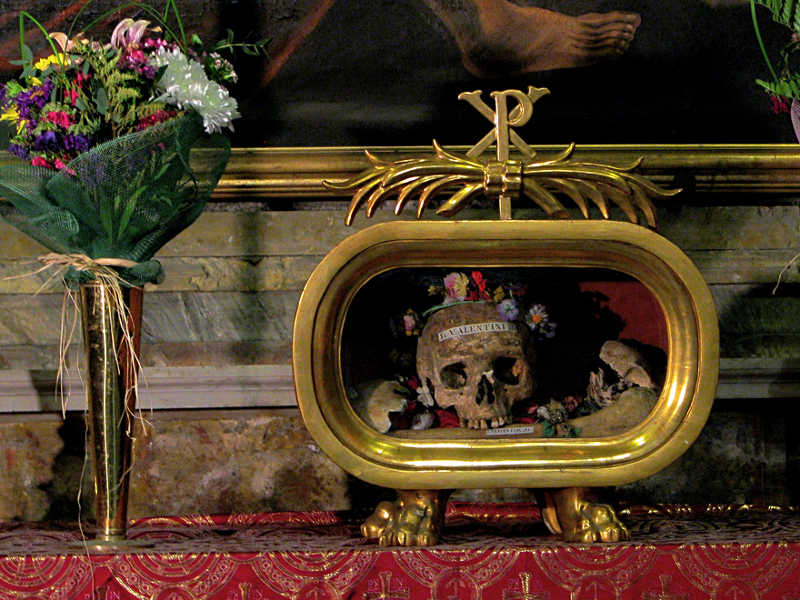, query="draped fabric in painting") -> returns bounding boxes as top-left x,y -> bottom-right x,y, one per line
2,504 -> 800,599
